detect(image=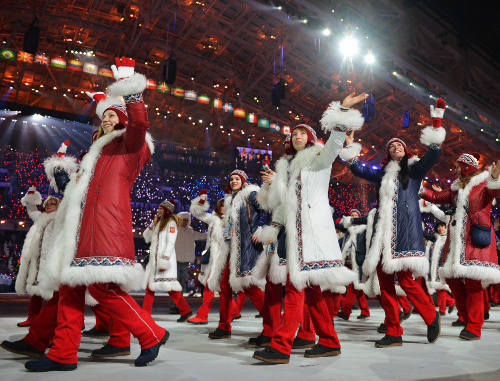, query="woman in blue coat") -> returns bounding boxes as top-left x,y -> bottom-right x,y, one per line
339,98 -> 447,348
